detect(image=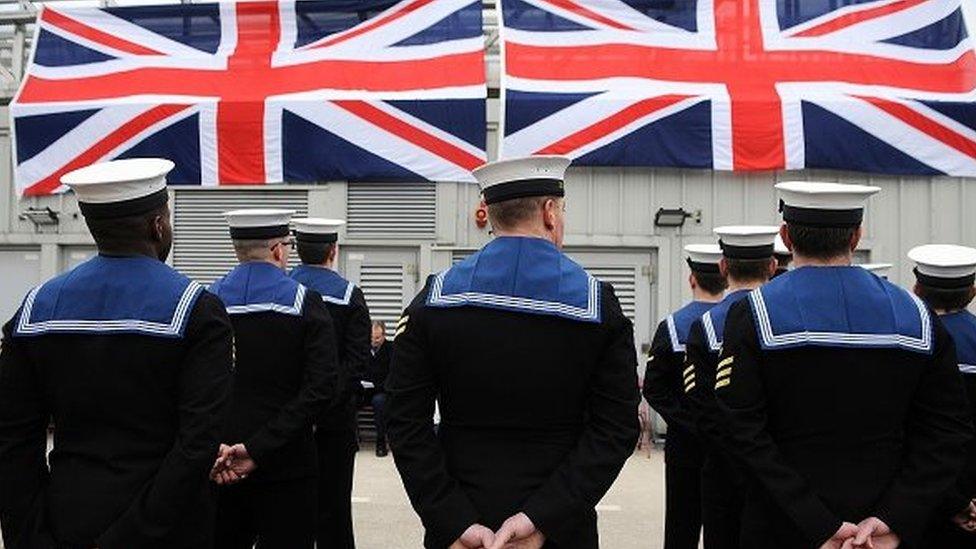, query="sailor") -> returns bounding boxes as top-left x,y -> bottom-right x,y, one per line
385,156 -> 640,549
0,159 -> 234,548
684,226 -> 779,549
643,243 -> 726,549
909,244 -> 976,547
290,217 -> 370,549
773,235 -> 792,278
210,209 -> 337,549
714,182 -> 972,549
